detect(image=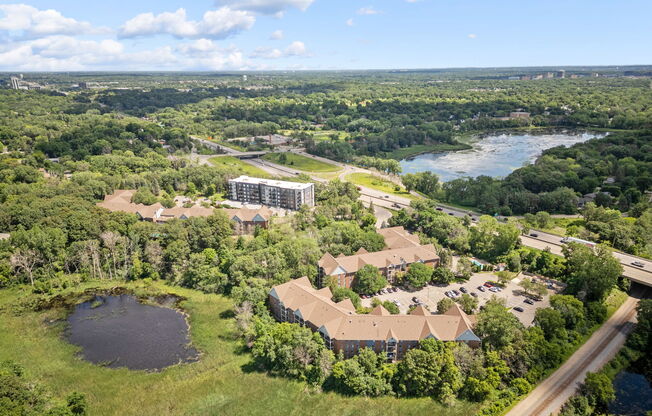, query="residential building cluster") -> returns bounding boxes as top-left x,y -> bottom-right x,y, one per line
97,189 -> 272,232
269,276 -> 480,361
317,226 -> 440,288
228,175 -> 315,210
9,75 -> 43,90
